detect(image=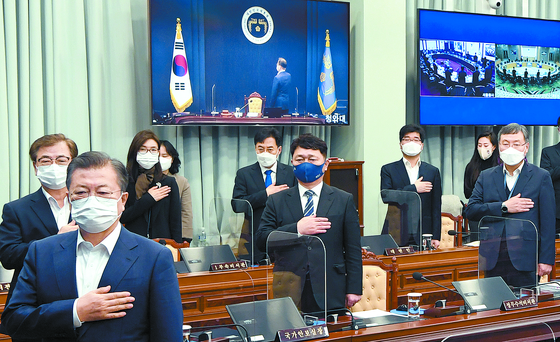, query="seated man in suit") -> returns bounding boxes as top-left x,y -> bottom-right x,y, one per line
380,124 -> 441,248
270,57 -> 292,110
0,134 -> 79,341
256,133 -> 362,312
2,151 -> 183,342
540,115 -> 560,235
233,127 -> 297,263
466,123 -> 555,288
